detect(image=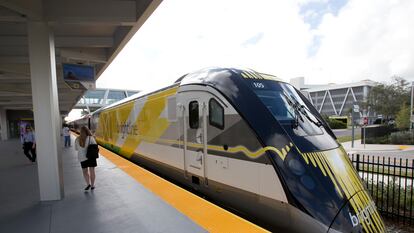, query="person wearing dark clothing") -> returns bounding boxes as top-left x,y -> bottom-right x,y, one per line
21,125 -> 36,162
